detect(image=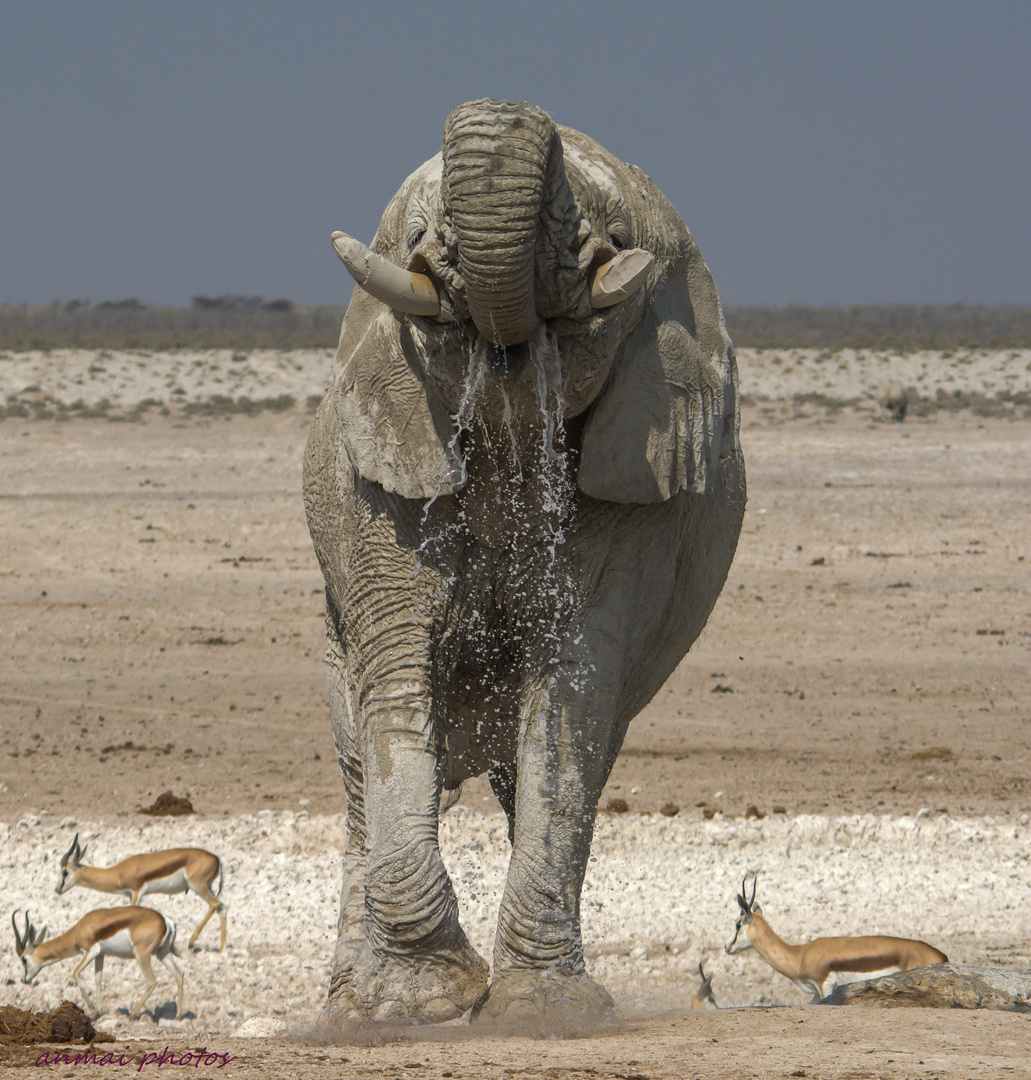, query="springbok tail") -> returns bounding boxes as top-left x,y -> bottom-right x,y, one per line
163,916 -> 180,957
